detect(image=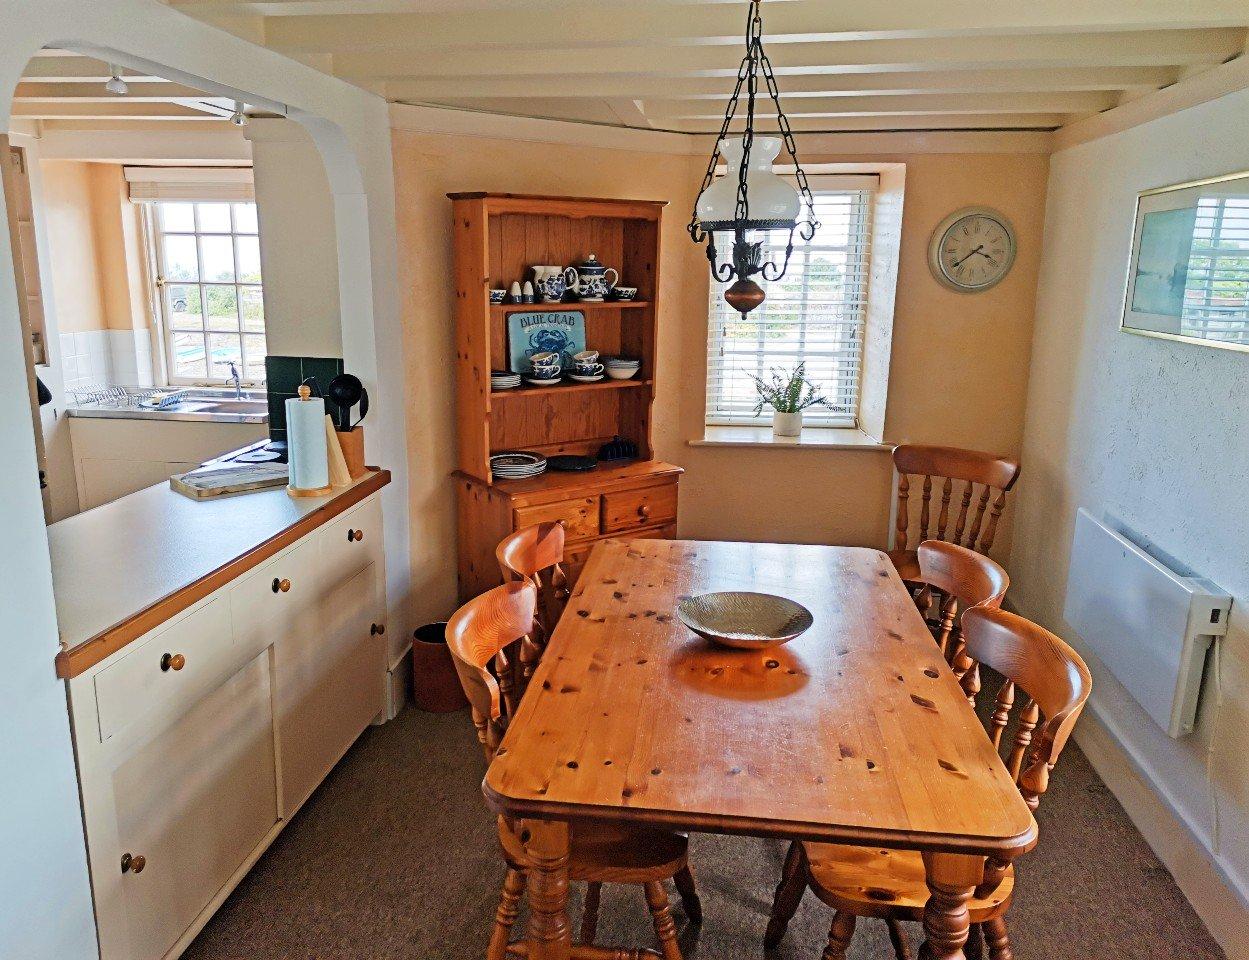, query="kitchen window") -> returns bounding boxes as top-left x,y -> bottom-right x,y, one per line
149,201 -> 266,385
705,178 -> 876,429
